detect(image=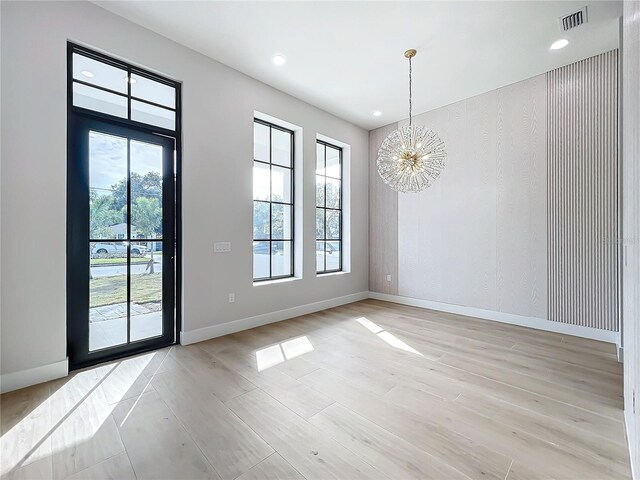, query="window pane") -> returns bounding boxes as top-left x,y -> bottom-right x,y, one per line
326,178 -> 340,209
271,166 -> 292,203
272,129 -> 291,167
74,83 -> 127,118
90,241 -> 127,351
316,143 -> 325,175
130,140 -> 163,240
326,146 -> 341,178
131,74 -> 175,108
89,131 -> 127,239
316,176 -> 325,207
131,100 -> 175,130
271,204 -> 292,240
253,201 -> 270,239
326,241 -> 341,271
73,53 -> 128,93
253,162 -> 270,201
130,262 -> 163,342
316,208 -> 325,239
253,241 -> 270,279
272,241 -> 292,277
327,210 -> 340,239
254,122 -> 270,162
316,241 -> 325,272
